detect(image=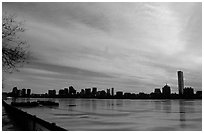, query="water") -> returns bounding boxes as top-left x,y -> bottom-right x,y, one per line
4,98 -> 202,131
